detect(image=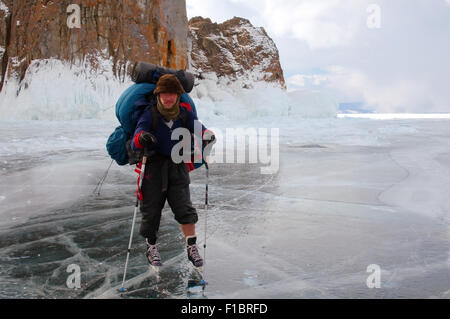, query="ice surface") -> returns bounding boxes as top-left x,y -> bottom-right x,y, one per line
0,120 -> 120,226
0,57 -> 448,298
0,117 -> 449,298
